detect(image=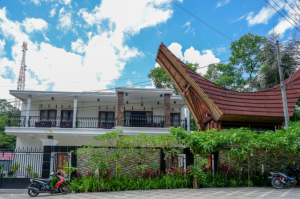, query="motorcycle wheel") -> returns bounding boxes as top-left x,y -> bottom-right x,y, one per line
28,189 -> 39,197
271,177 -> 284,189
59,184 -> 70,194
